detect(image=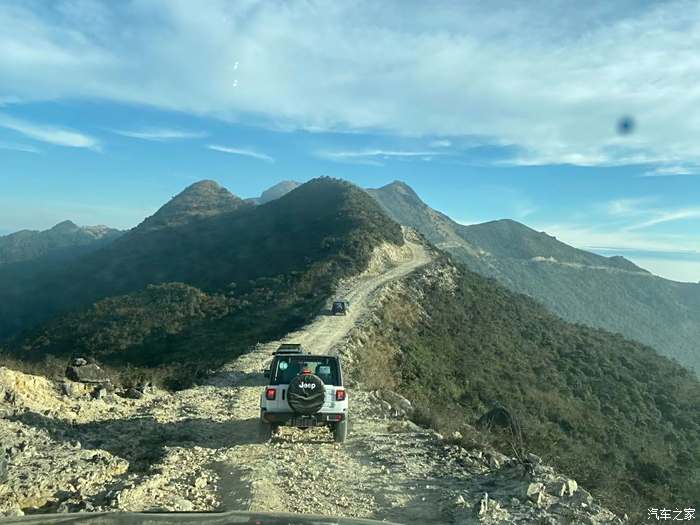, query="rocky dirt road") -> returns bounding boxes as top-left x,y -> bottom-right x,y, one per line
0,233 -> 623,524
